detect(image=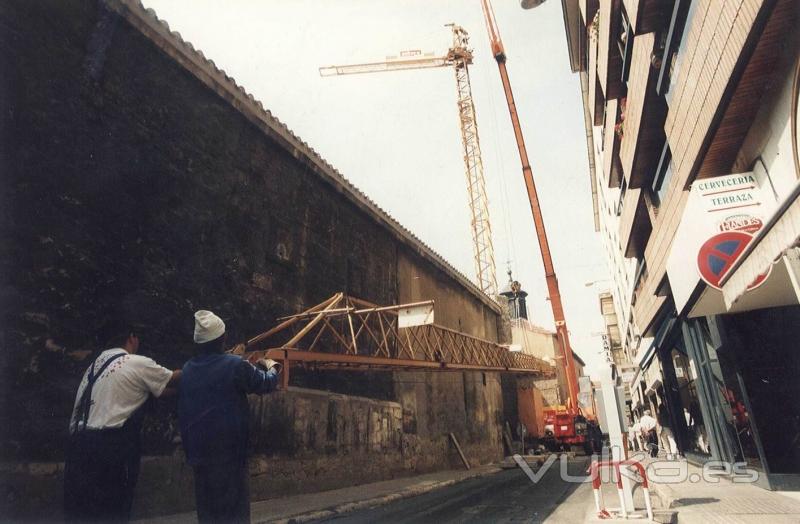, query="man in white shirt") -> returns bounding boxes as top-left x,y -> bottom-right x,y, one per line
638,410 -> 657,432
639,409 -> 658,457
64,323 -> 180,522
